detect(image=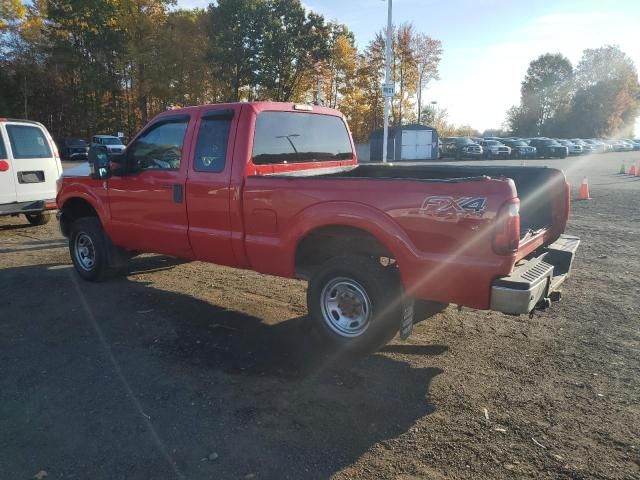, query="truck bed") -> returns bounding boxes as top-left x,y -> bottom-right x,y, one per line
268,163 -> 568,242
